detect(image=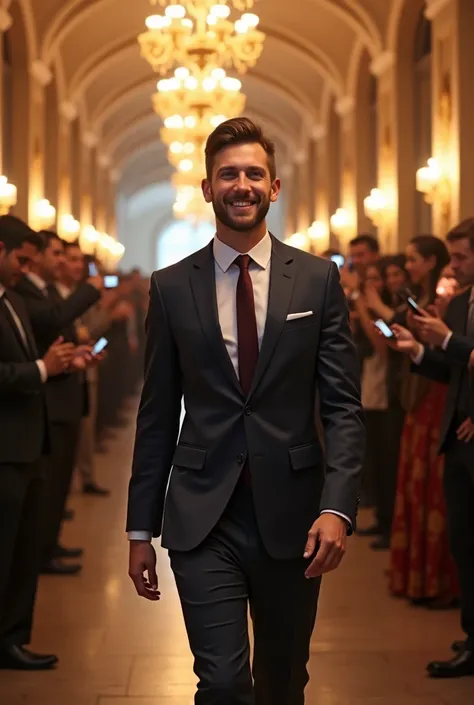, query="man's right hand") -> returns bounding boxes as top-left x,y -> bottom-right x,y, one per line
128,541 -> 160,601
87,275 -> 103,291
390,324 -> 423,357
375,323 -> 422,357
42,337 -> 75,376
